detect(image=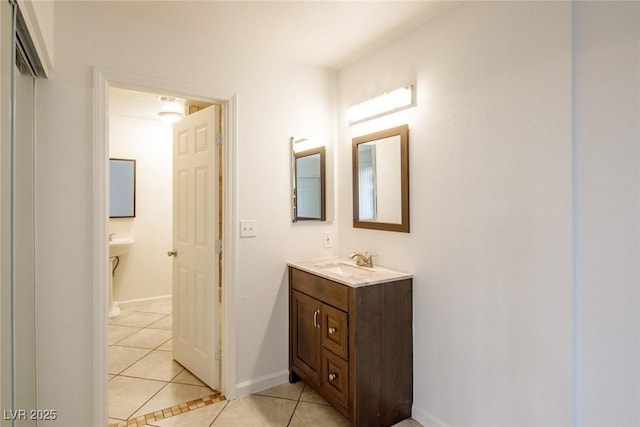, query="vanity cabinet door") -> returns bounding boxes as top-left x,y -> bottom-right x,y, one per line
291,290 -> 322,384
